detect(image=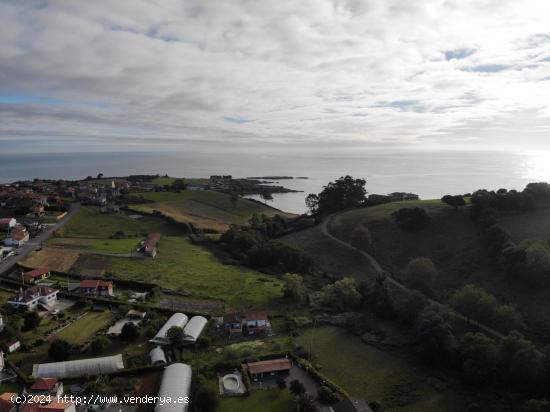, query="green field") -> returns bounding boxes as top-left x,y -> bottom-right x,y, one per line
55,311 -> 114,345
129,190 -> 294,232
296,326 -> 466,412
106,236 -> 284,309
215,389 -> 295,412
48,237 -> 142,254
57,206 -> 185,239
